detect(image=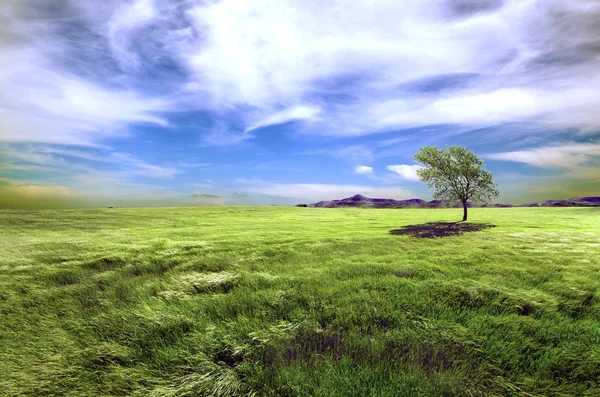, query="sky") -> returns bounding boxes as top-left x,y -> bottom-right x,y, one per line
1,0 -> 599,208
